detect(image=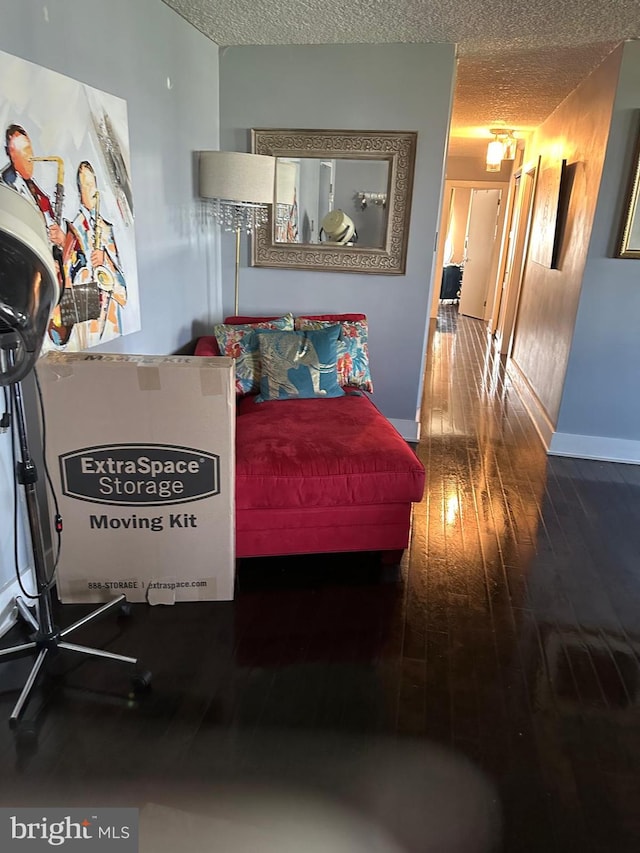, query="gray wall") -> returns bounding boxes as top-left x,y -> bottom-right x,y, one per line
0,0 -> 220,595
219,44 -> 456,426
555,41 -> 640,441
